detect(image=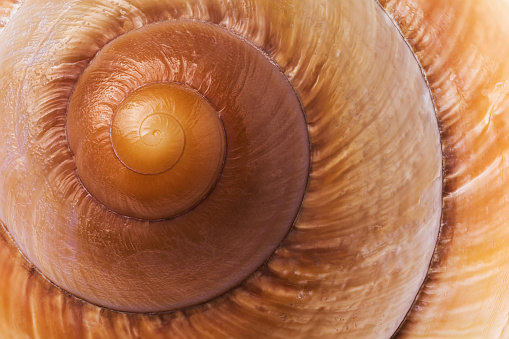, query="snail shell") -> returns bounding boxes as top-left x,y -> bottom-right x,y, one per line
0,0 -> 504,338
